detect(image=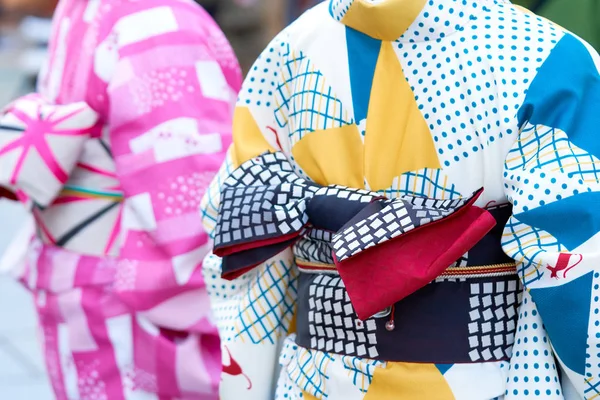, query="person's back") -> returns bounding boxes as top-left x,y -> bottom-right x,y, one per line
203,0 -> 600,399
